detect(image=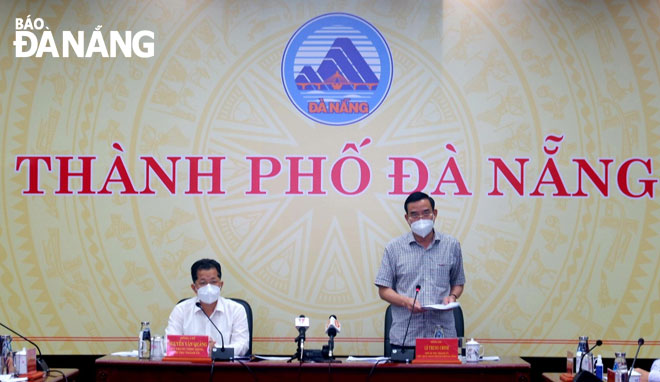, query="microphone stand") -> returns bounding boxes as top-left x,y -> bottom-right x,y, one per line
195,302 -> 233,361
327,334 -> 335,358
628,338 -> 644,381
391,285 -> 421,363
288,328 -> 306,363
322,330 -> 341,363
